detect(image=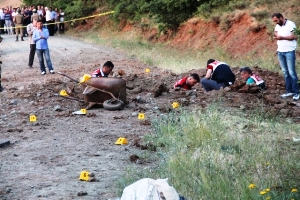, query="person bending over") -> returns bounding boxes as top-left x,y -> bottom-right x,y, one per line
173,73 -> 200,90
239,67 -> 266,90
201,59 -> 235,92
91,61 -> 114,78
